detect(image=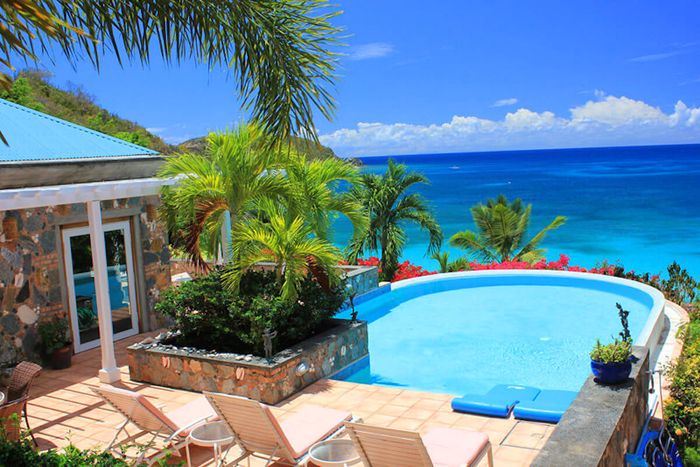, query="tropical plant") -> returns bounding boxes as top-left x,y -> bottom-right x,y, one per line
284,153 -> 367,241
589,303 -> 633,364
158,126 -> 288,268
222,203 -> 343,301
37,316 -> 71,356
348,160 -> 443,281
431,251 -> 470,273
449,194 -> 566,264
0,0 -> 341,144
156,268 -> 345,354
